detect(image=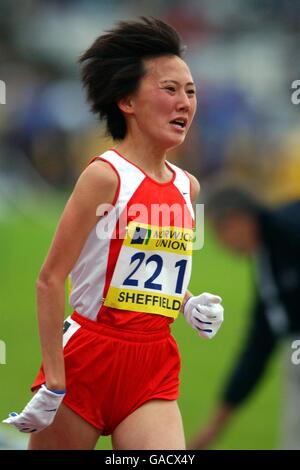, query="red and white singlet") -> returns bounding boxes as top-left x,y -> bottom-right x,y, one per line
69,149 -> 195,331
